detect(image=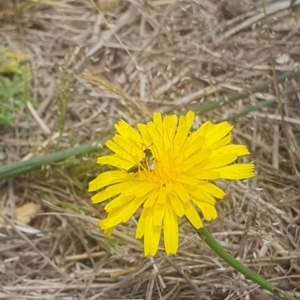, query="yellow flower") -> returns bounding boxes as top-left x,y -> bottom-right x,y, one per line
88,111 -> 255,256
